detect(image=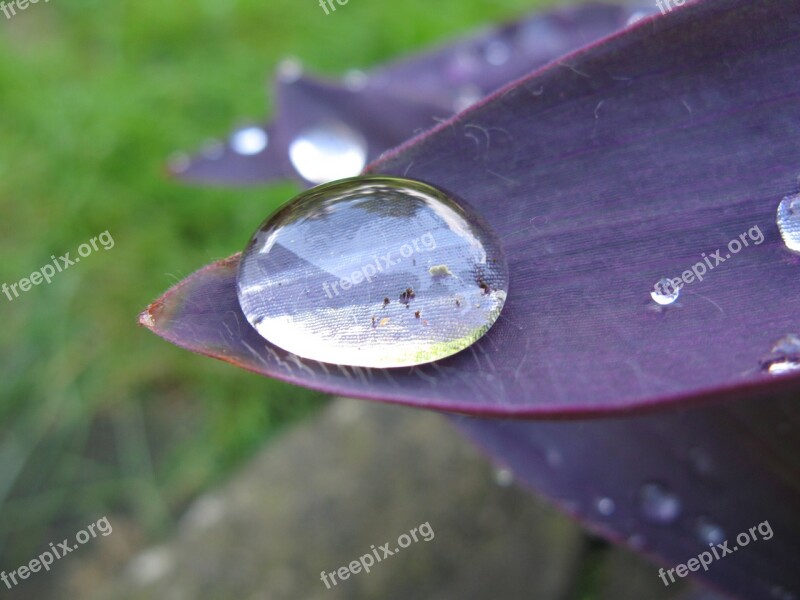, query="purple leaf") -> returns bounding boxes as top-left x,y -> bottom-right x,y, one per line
169,2 -> 653,186
145,0 -> 800,416
453,394 -> 800,599
142,1 -> 800,597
